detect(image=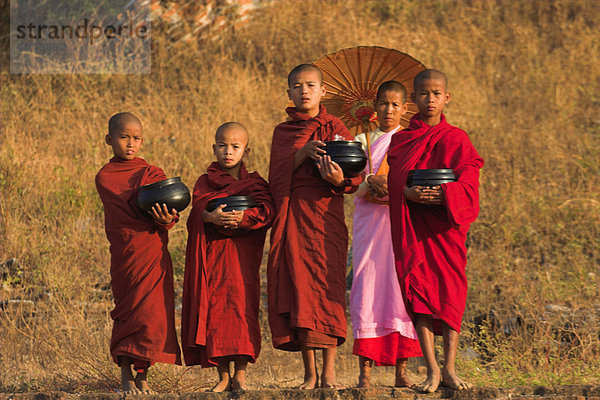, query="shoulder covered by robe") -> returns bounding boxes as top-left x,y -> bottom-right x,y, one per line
387,114 -> 484,334
267,106 -> 363,351
95,156 -> 181,366
182,162 -> 274,366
